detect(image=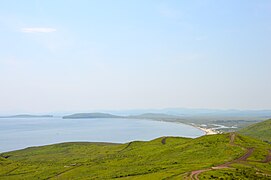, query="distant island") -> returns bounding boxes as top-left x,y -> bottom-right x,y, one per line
62,112 -> 181,120
0,114 -> 53,118
62,113 -> 121,119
